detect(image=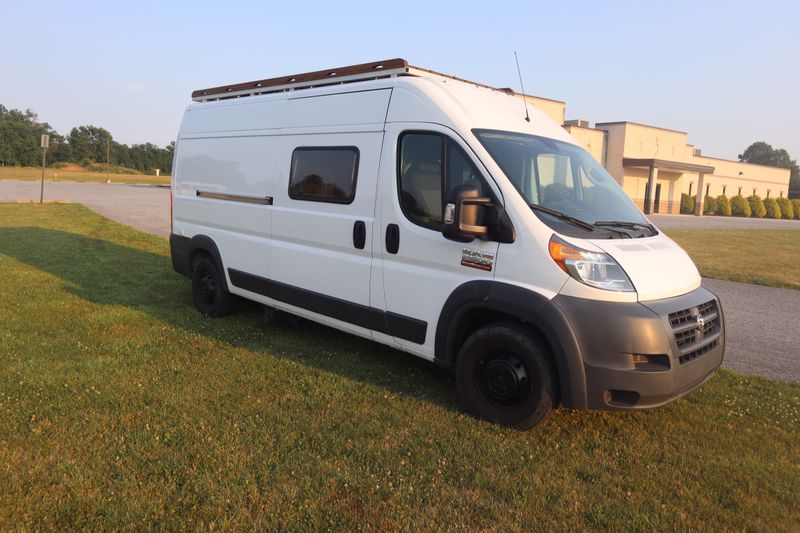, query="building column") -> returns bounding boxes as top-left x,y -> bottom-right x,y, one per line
643,165 -> 658,214
694,173 -> 706,216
